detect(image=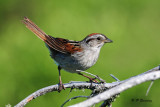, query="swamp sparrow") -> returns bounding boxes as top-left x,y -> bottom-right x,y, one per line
22,17 -> 112,91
